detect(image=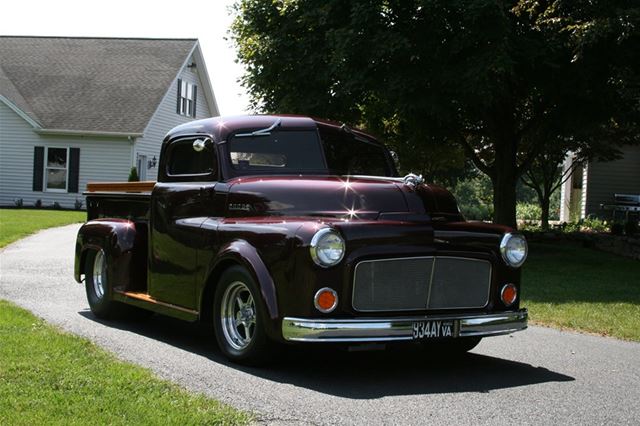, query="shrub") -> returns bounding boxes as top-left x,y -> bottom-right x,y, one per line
459,204 -> 493,221
562,217 -> 610,233
74,198 -> 84,210
452,175 -> 493,221
519,222 -> 542,232
564,221 -> 582,233
516,202 -> 541,221
14,198 -> 23,208
52,202 -> 61,210
34,199 -> 42,208
128,167 -> 140,182
581,216 -> 610,233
